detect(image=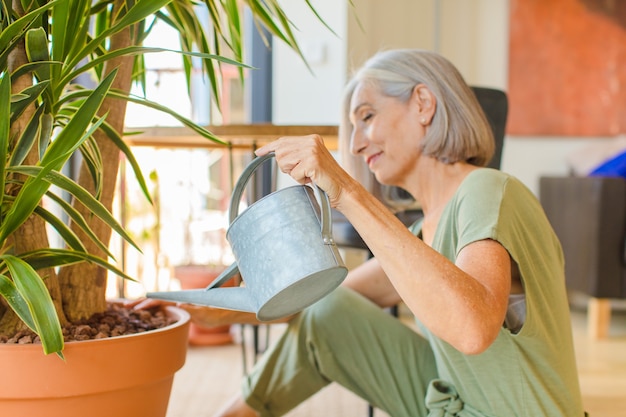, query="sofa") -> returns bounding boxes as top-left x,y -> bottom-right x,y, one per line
539,175 -> 626,338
